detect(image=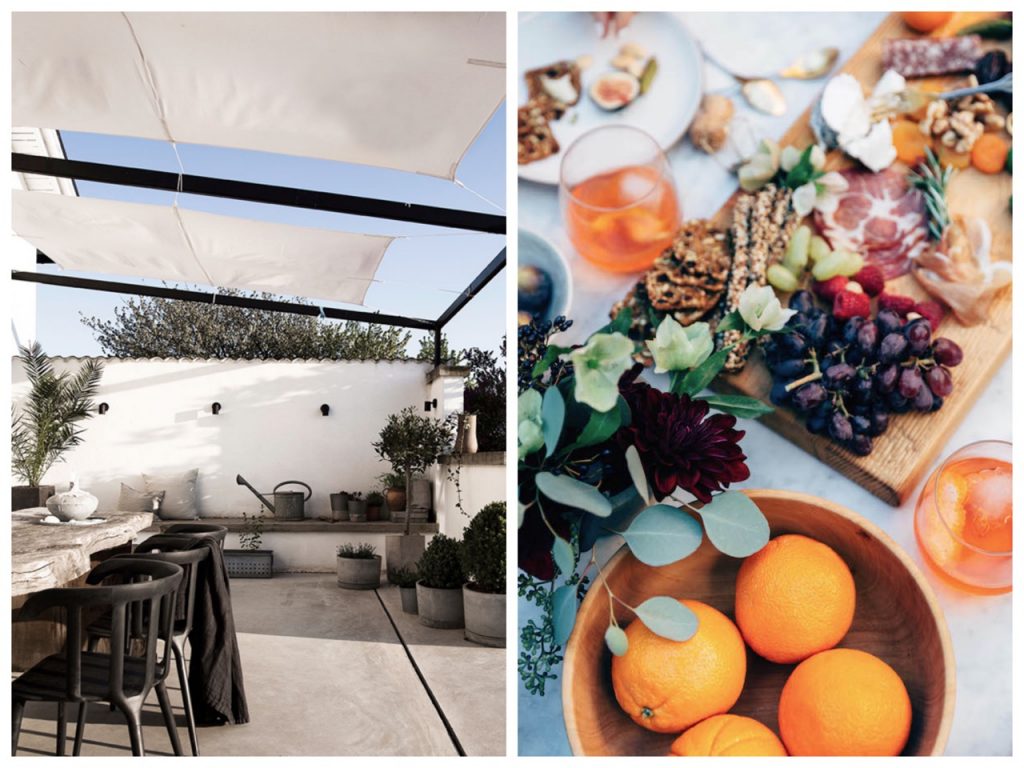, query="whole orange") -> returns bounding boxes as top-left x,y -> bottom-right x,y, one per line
734,534 -> 855,664
778,648 -> 912,756
611,599 -> 746,733
901,12 -> 953,32
670,714 -> 787,756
